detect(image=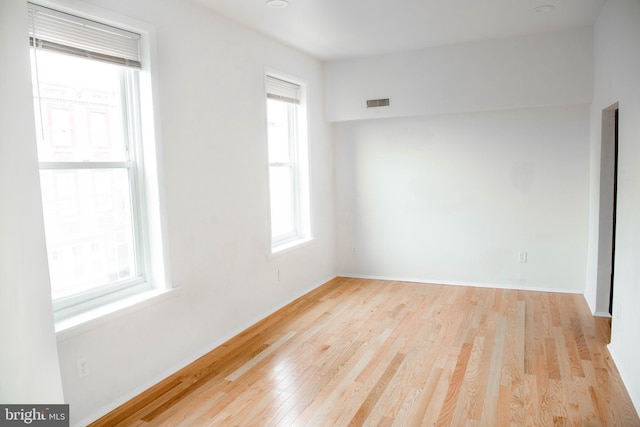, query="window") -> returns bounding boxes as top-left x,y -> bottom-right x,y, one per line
28,3 -> 167,322
265,75 -> 311,252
